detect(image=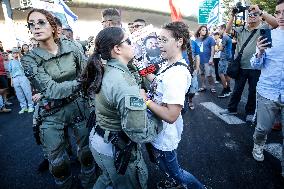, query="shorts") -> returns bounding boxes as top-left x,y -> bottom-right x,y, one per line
0,75 -> 8,89
218,60 -> 229,75
200,63 -> 215,77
